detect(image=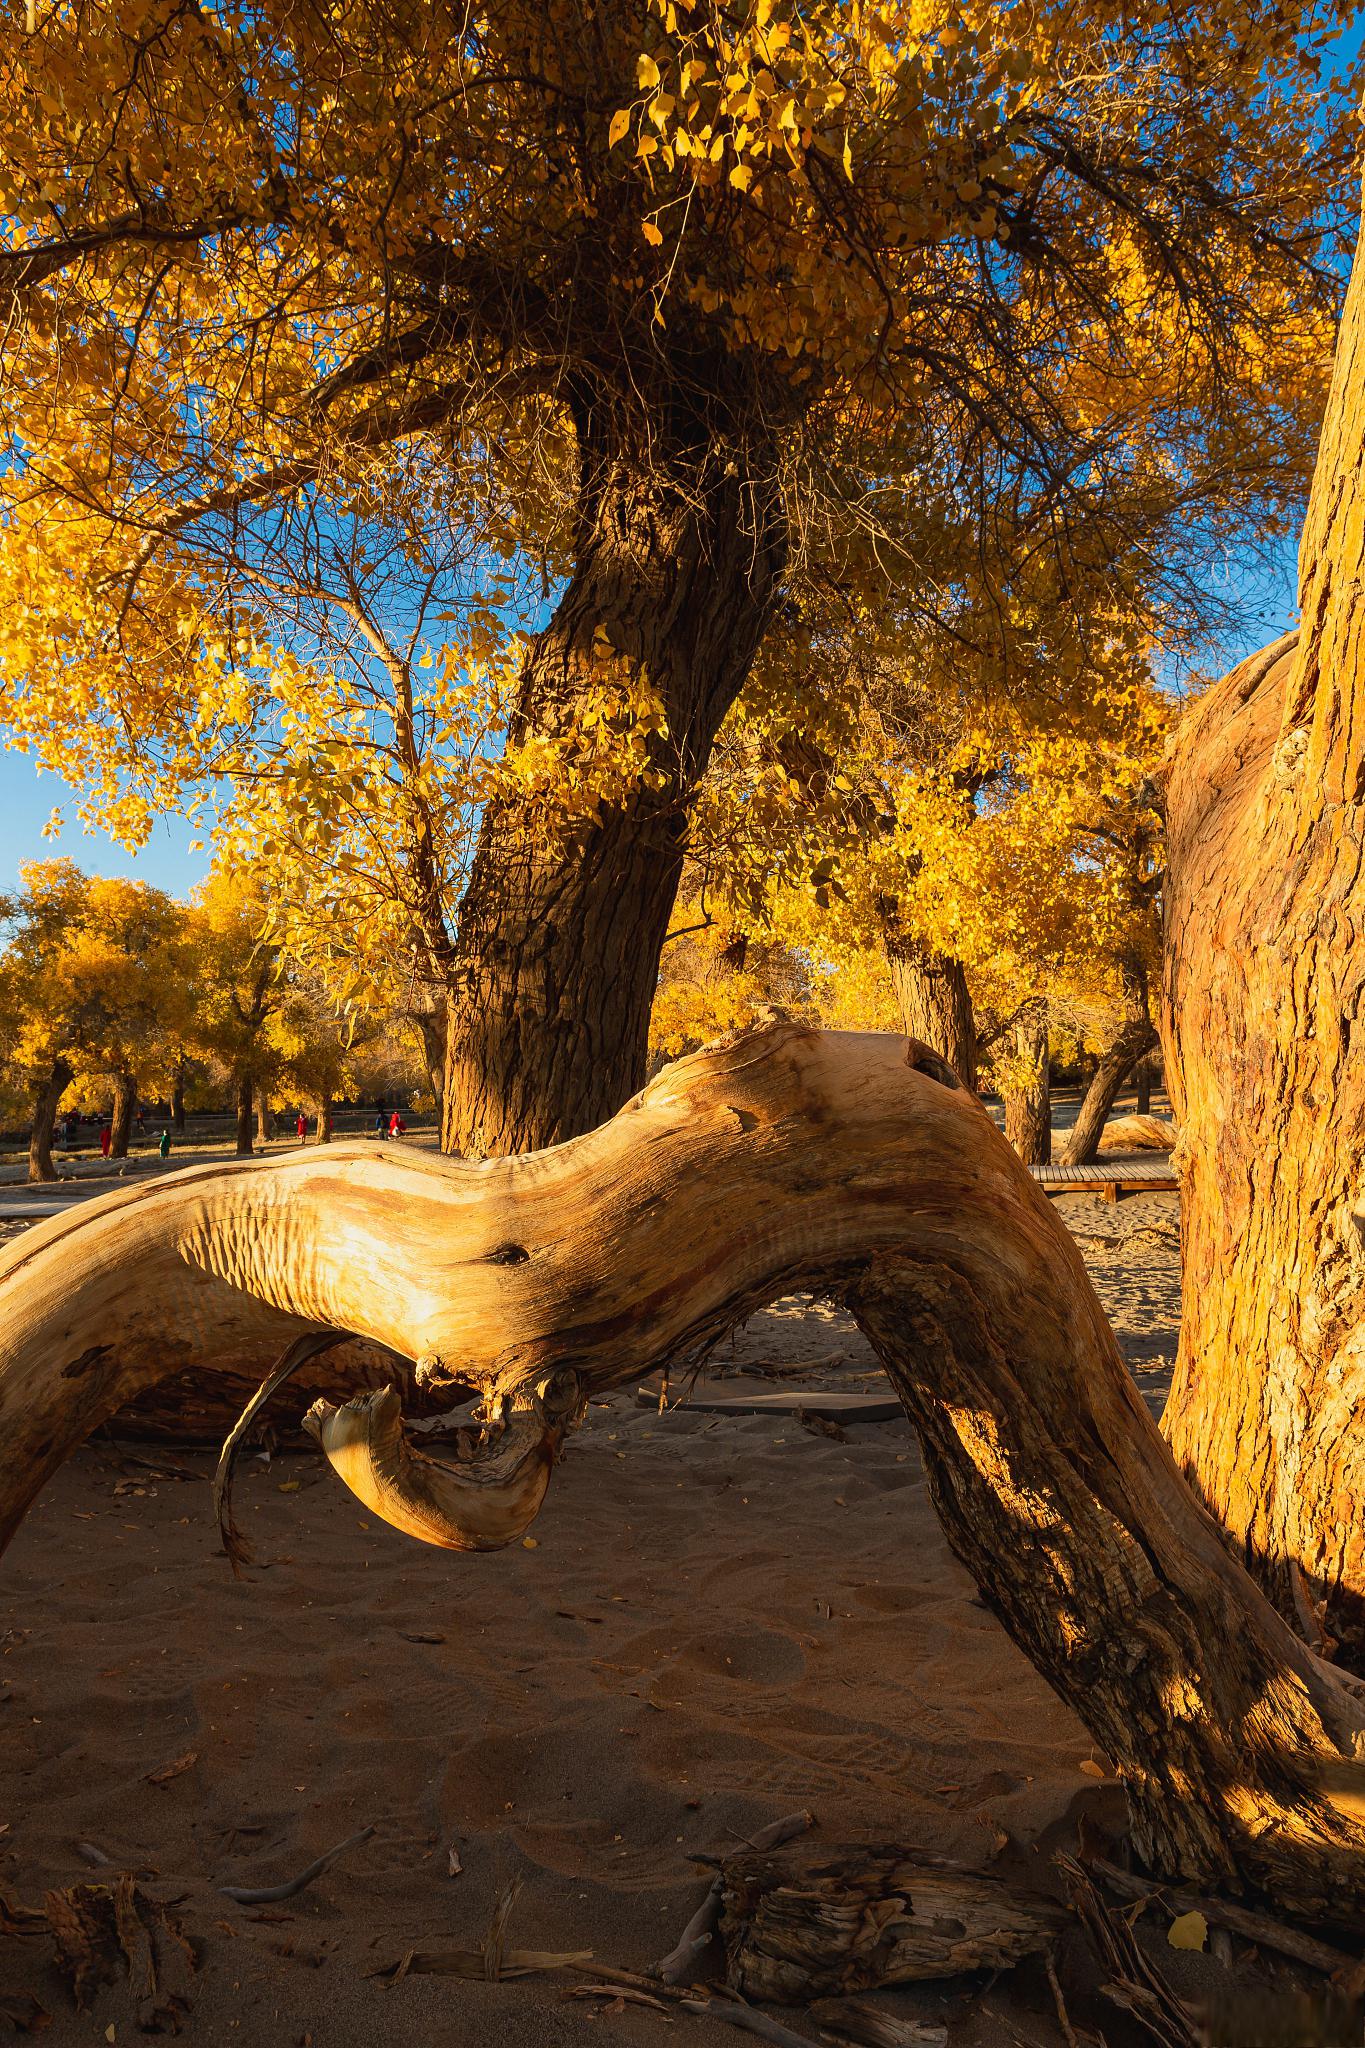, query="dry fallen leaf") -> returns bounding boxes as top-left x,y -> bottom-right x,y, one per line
1167,1909 -> 1208,1952
144,1750 -> 197,1788
1078,1759 -> 1106,1779
447,1848 -> 462,1878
